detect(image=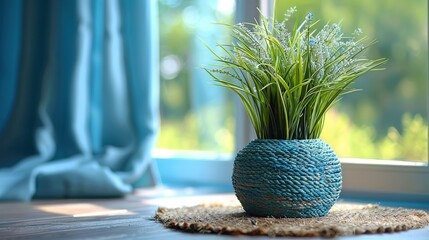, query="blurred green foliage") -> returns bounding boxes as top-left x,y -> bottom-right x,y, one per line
157,0 -> 235,153
158,111 -> 235,153
322,112 -> 427,162
156,0 -> 428,161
